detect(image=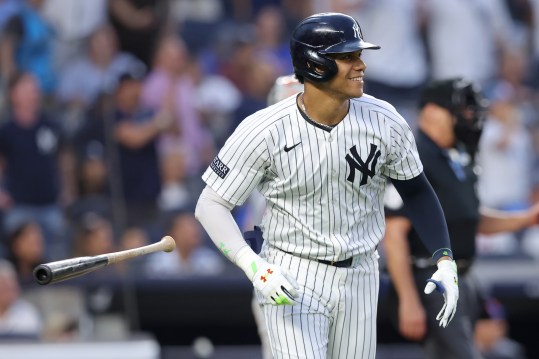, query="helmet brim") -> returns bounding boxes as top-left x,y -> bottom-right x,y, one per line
320,40 -> 380,54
